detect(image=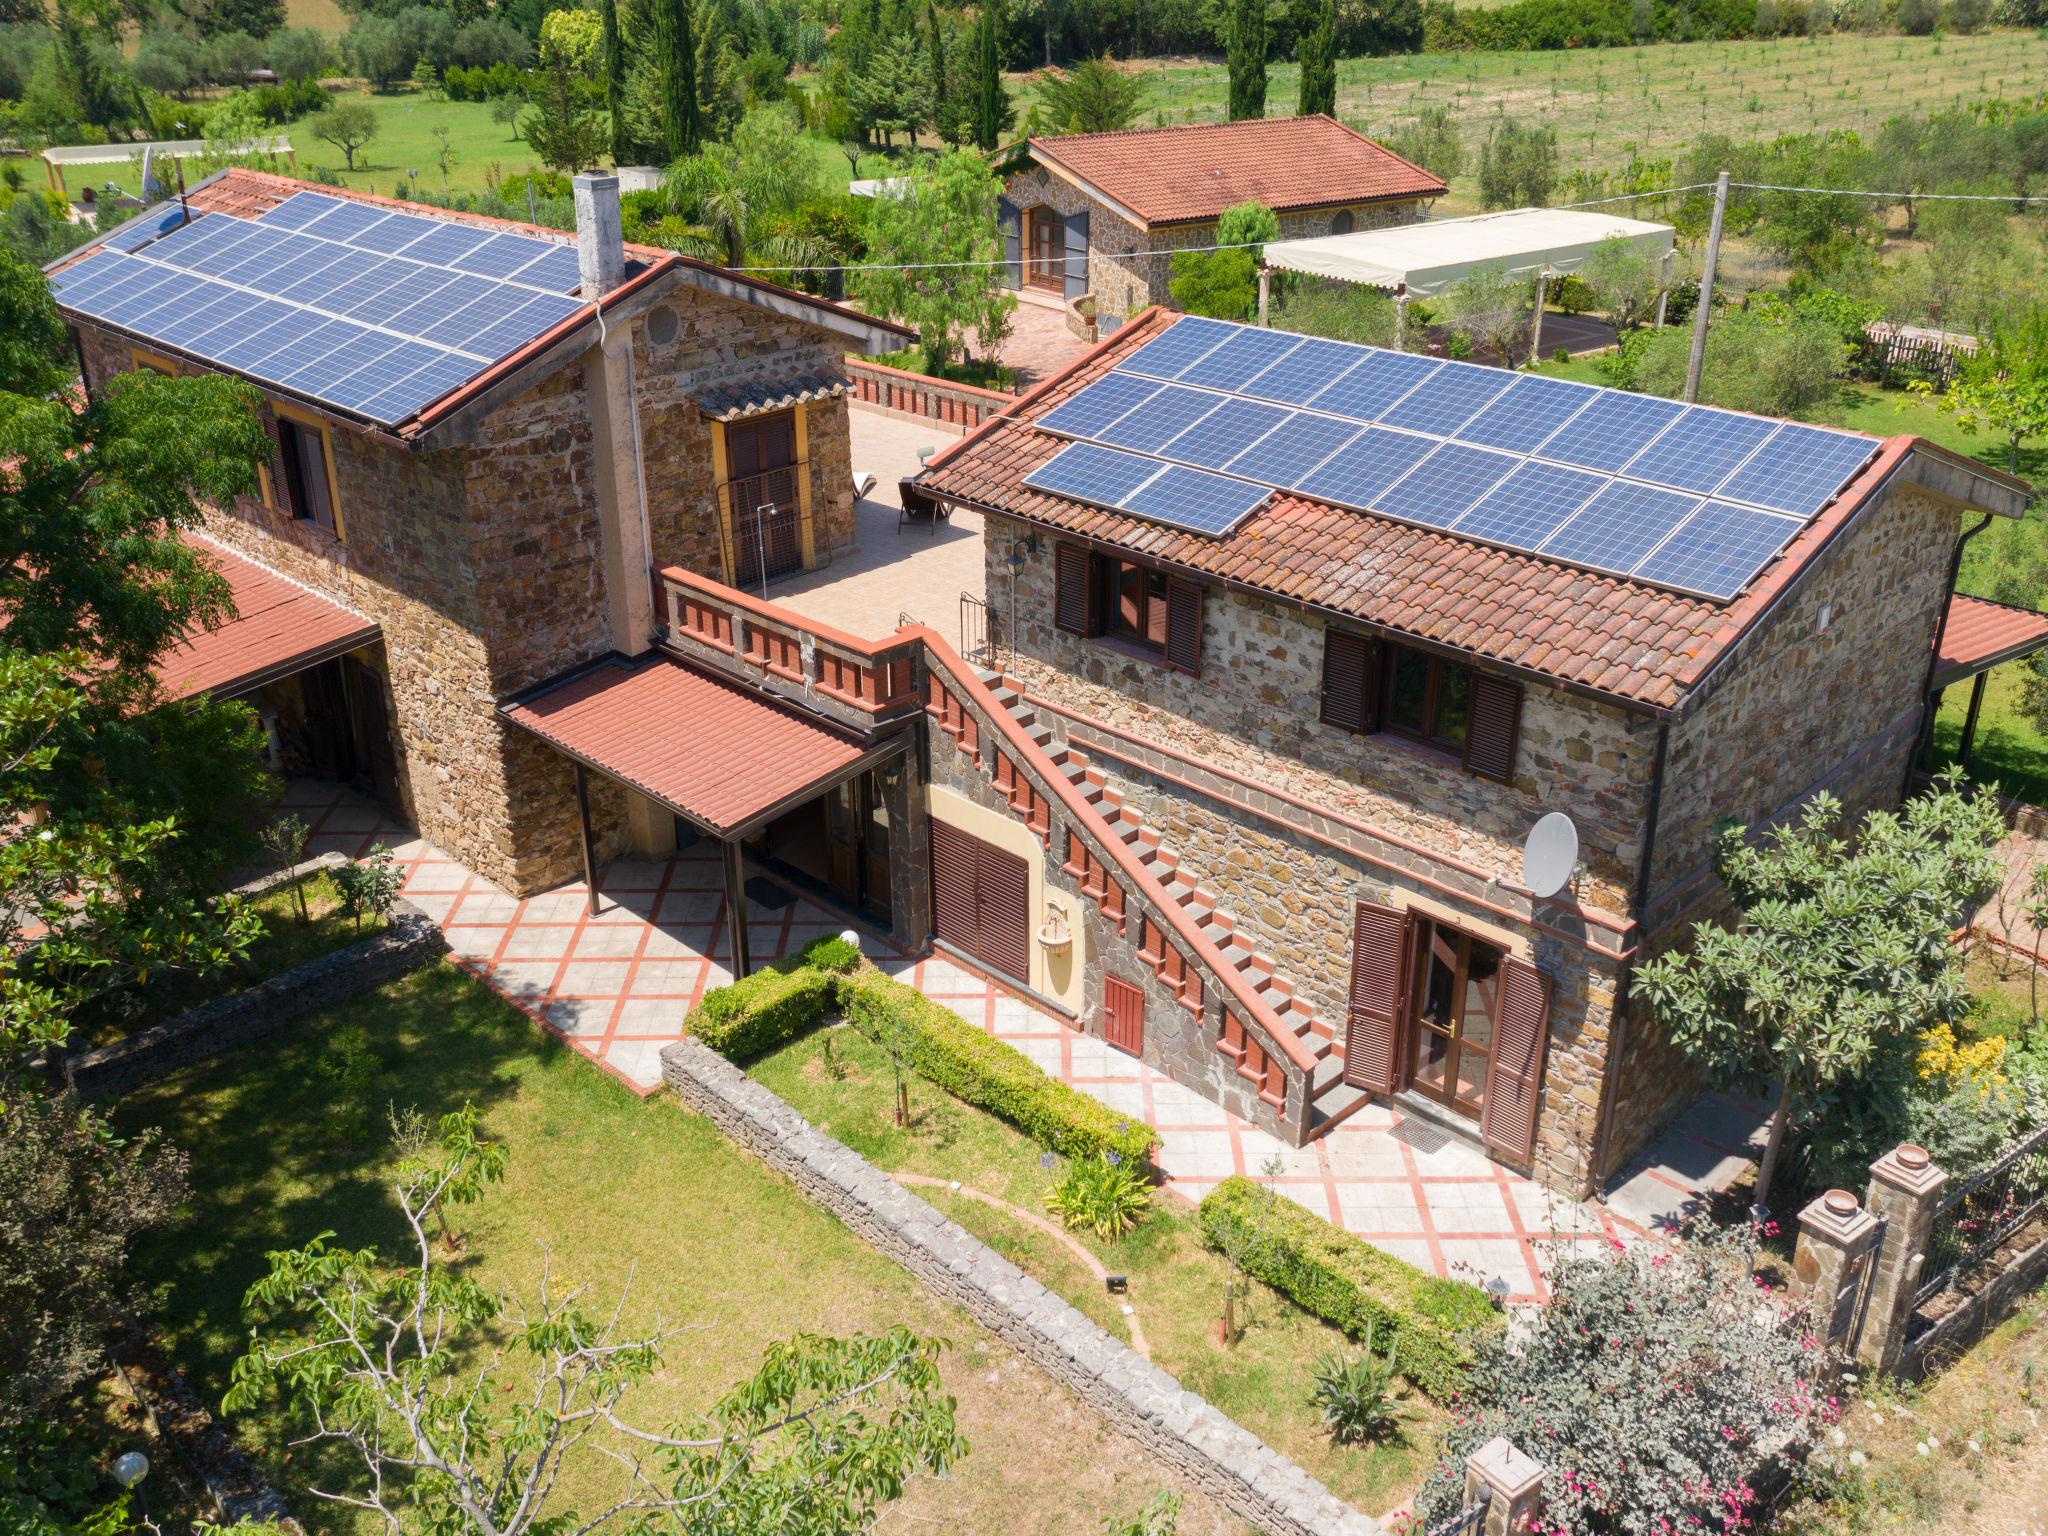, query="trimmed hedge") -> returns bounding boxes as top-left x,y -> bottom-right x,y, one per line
1198,1175 -> 1500,1402
836,967 -> 1156,1167
685,963 -> 836,1062
798,933 -> 863,974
